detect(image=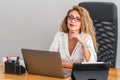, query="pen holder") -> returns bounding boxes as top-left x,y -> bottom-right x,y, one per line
5,61 -> 26,74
